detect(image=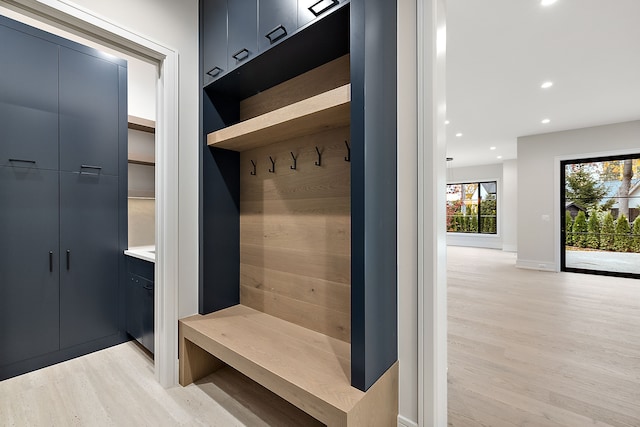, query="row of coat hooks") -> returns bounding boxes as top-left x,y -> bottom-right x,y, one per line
250,141 -> 350,175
